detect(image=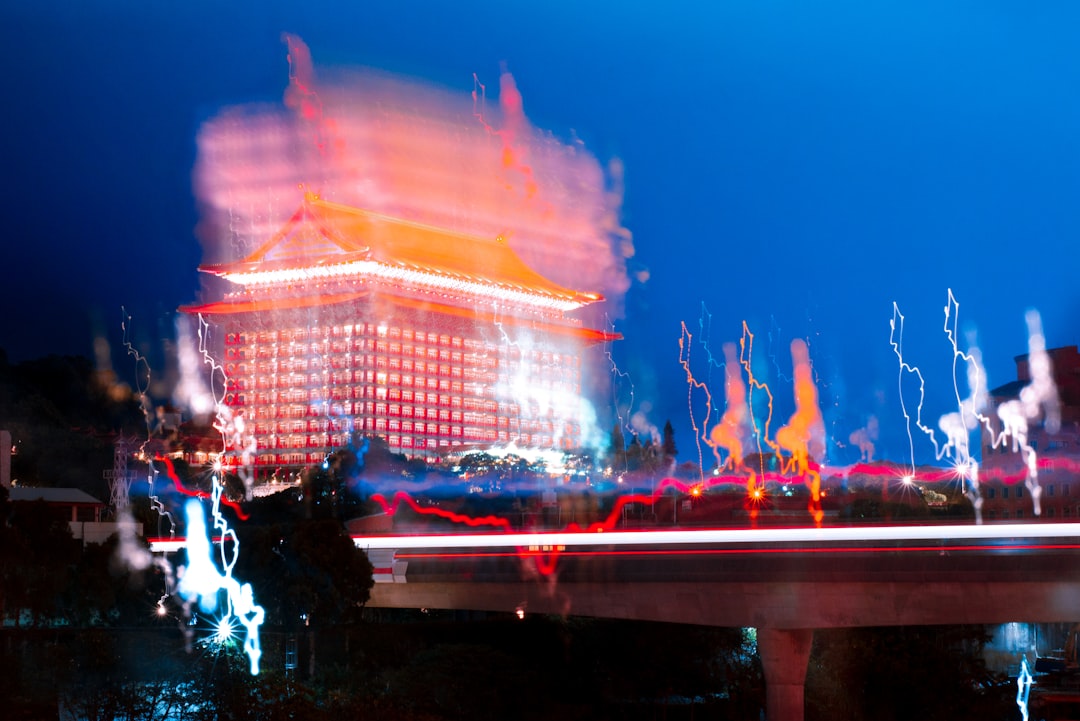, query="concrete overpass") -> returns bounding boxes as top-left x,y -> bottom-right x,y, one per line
356,522 -> 1080,720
